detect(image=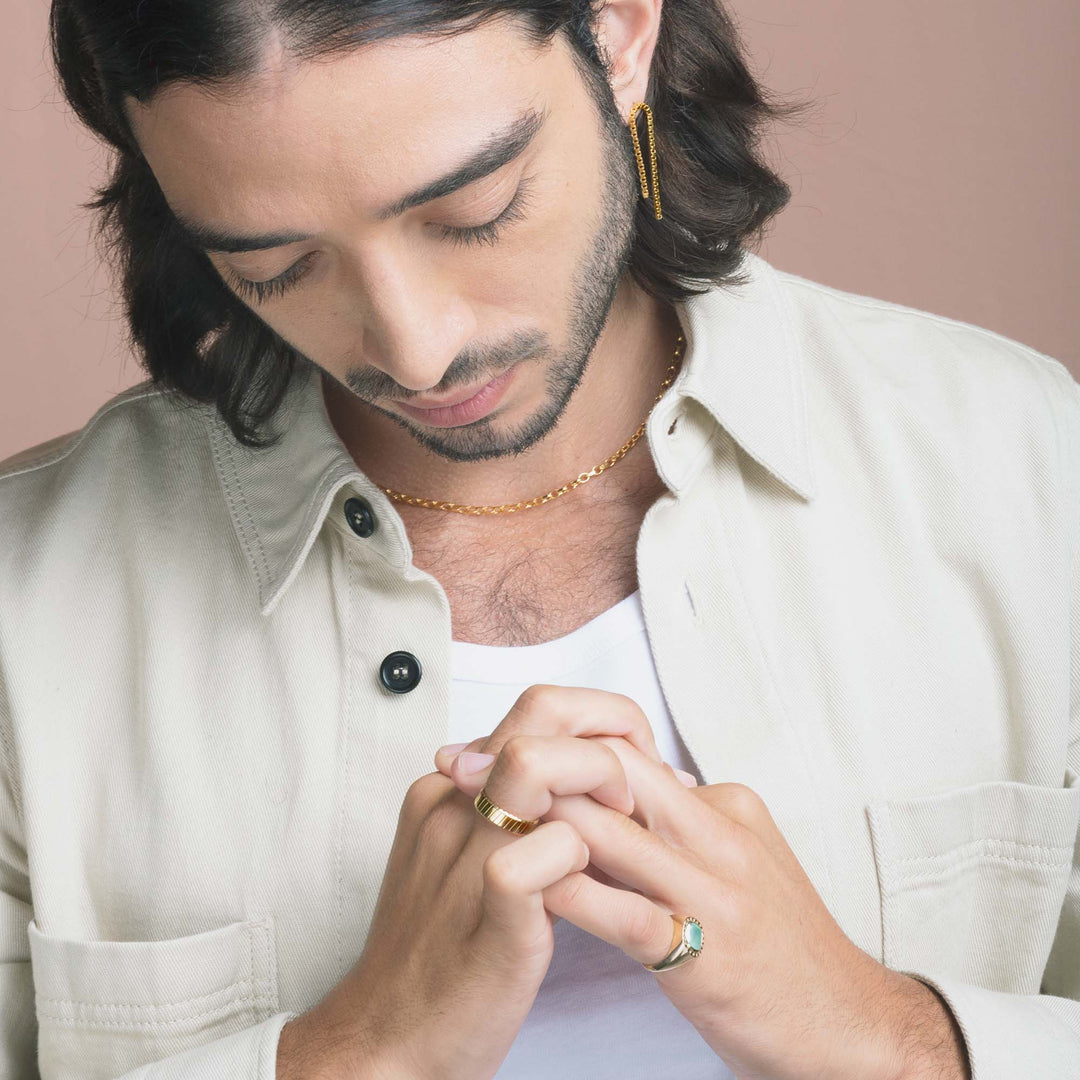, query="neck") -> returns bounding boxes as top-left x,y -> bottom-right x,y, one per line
322,280 -> 682,515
